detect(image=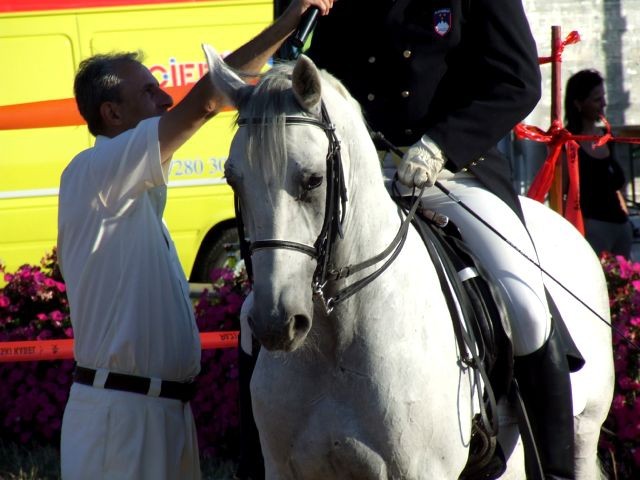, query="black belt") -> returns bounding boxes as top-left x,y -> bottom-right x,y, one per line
73,366 -> 196,403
